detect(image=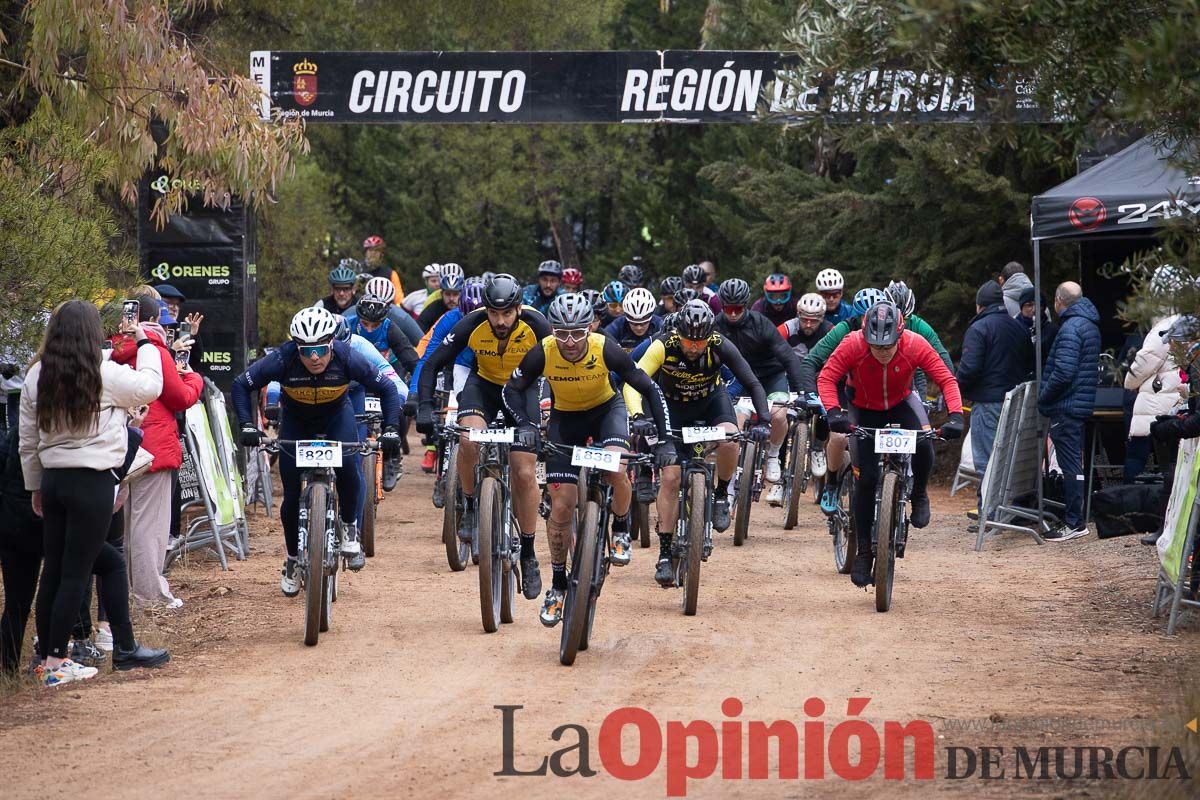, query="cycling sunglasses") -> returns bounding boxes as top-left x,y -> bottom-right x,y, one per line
679,336 -> 709,348
819,290 -> 842,298
723,304 -> 747,315
298,344 -> 331,359
552,327 -> 590,344
766,291 -> 791,305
